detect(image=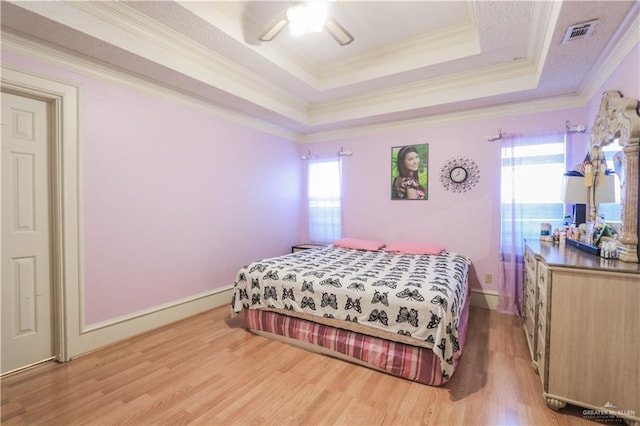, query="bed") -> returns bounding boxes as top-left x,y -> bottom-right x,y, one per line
230,244 -> 471,386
